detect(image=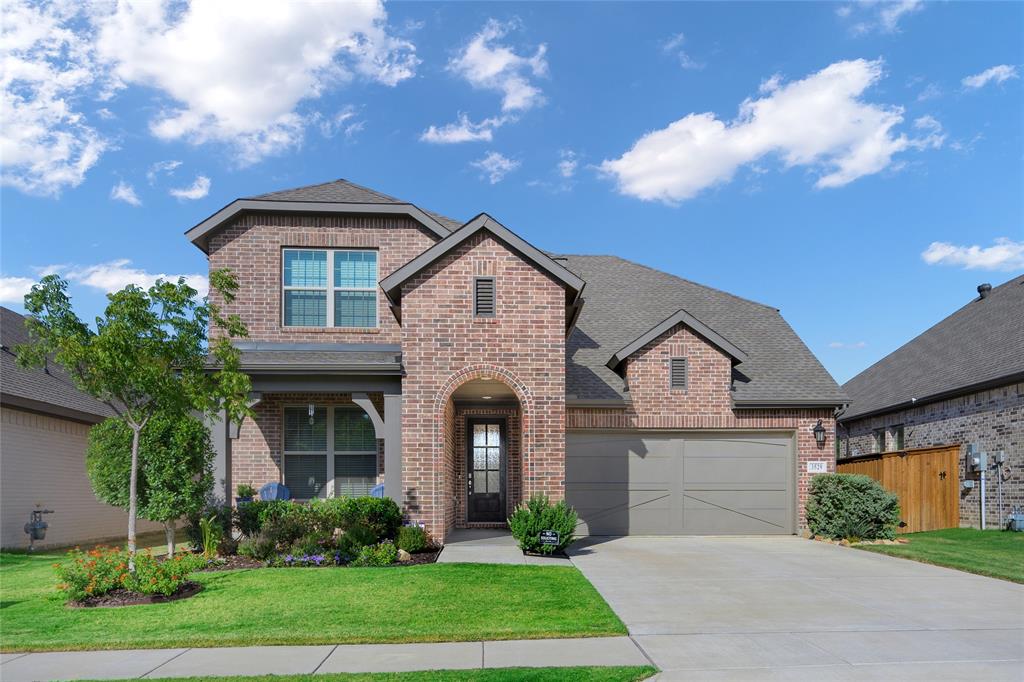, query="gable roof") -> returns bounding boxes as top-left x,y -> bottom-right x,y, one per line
0,307 -> 114,423
607,308 -> 750,376
379,213 -> 586,328
185,179 -> 461,253
558,256 -> 846,406
840,275 -> 1024,422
